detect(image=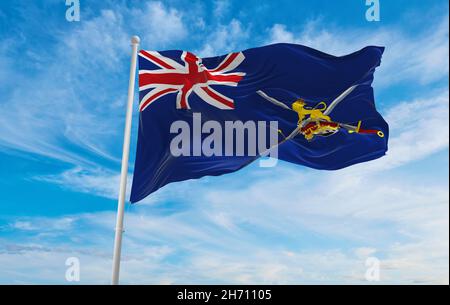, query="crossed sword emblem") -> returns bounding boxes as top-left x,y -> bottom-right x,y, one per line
257,85 -> 385,143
